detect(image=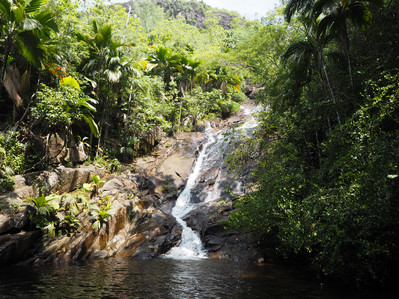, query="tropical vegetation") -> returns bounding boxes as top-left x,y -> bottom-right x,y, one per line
0,0 -> 398,287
